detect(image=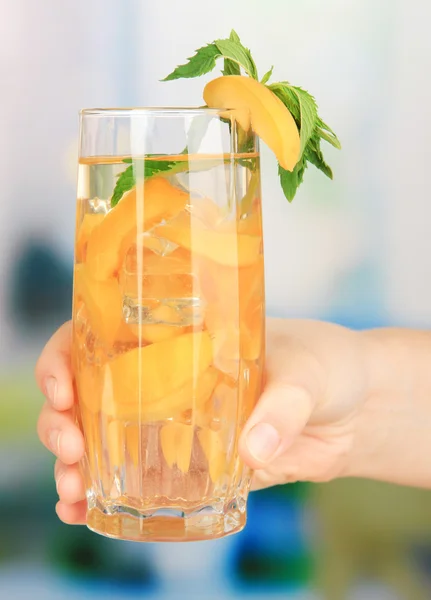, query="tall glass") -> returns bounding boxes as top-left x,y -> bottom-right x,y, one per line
73,108 -> 265,542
